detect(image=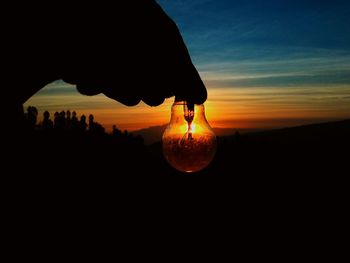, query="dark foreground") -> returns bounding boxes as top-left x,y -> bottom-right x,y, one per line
6,119 -> 349,199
